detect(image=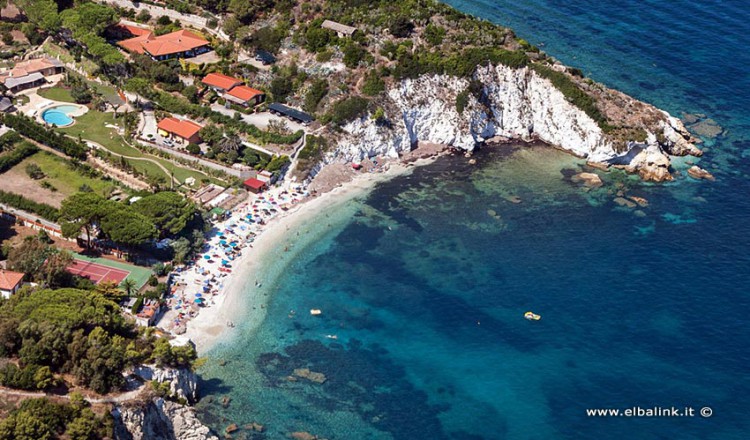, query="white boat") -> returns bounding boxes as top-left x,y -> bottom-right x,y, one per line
310,309 -> 322,316
524,311 -> 541,321
326,334 -> 338,339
